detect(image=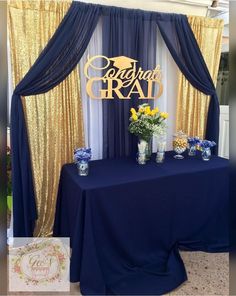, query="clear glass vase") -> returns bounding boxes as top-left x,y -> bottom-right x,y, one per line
173,131 -> 188,159
145,139 -> 152,160
201,147 -> 211,161
188,144 -> 196,156
138,138 -> 152,161
156,135 -> 166,163
137,152 -> 146,165
77,160 -> 89,176
137,139 -> 147,165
